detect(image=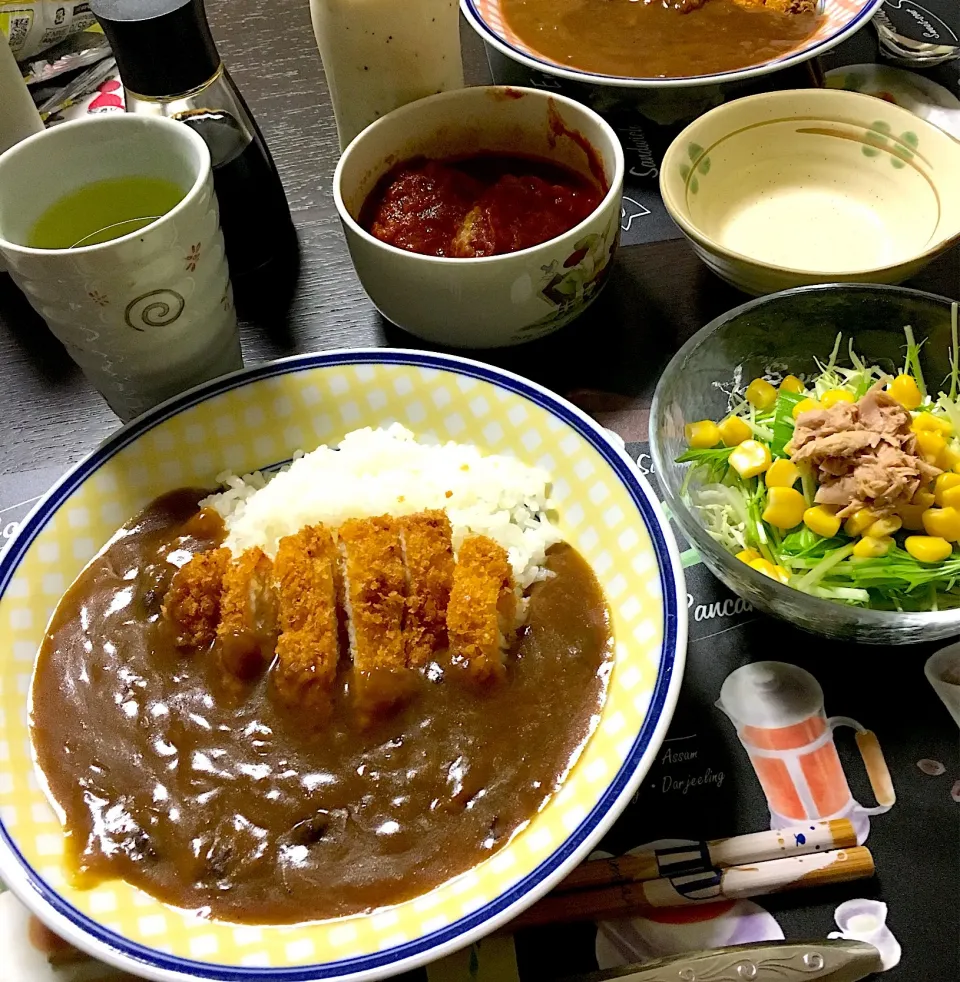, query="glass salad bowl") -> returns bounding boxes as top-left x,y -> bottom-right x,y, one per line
651,283 -> 960,644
